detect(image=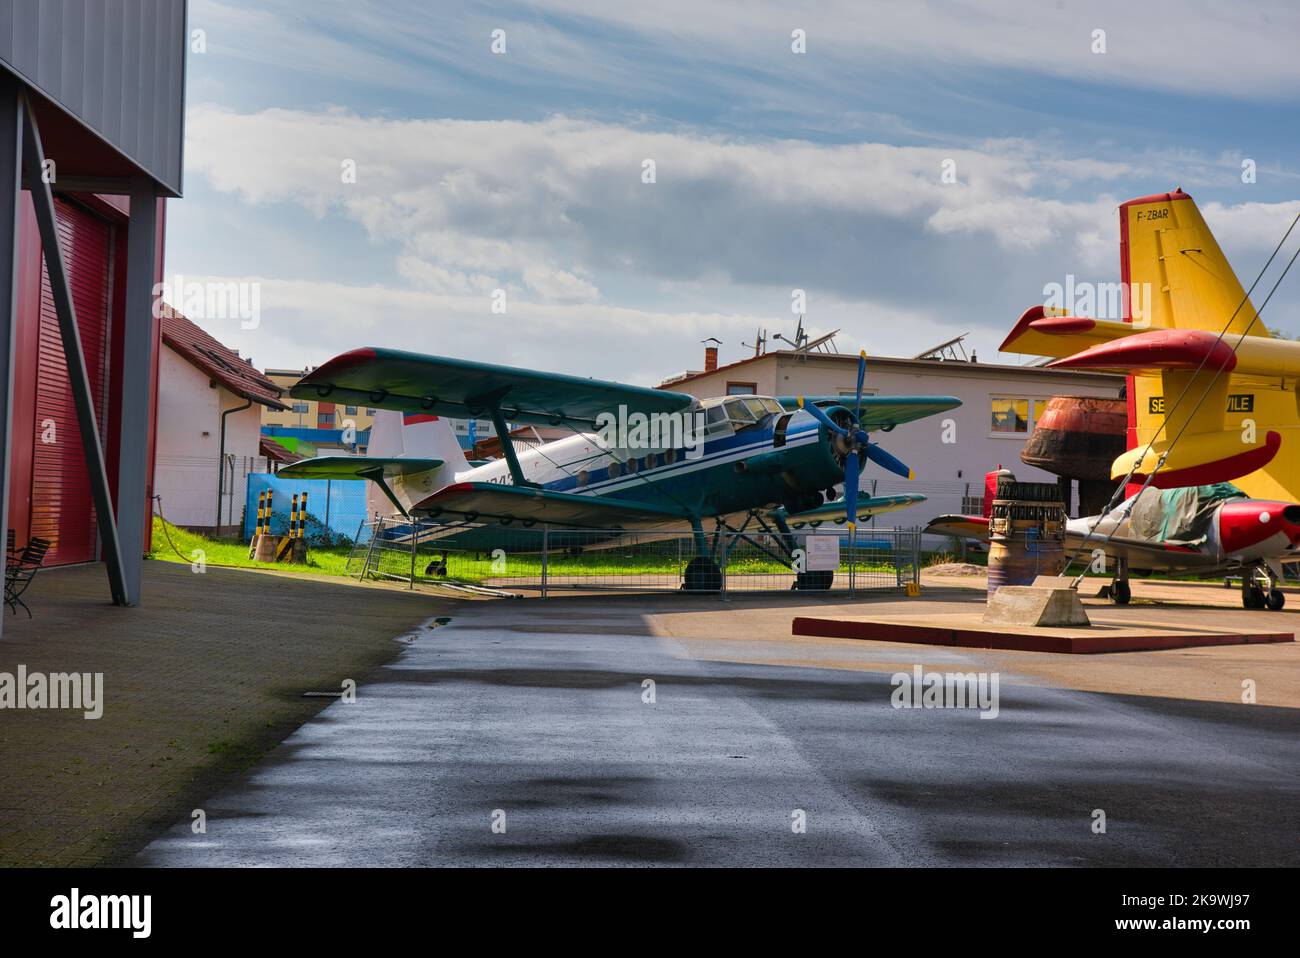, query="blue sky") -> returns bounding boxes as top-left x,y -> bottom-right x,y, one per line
167,0 -> 1300,383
